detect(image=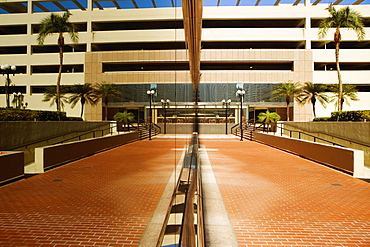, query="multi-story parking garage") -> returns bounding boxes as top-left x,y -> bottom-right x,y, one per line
0,0 -> 369,122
